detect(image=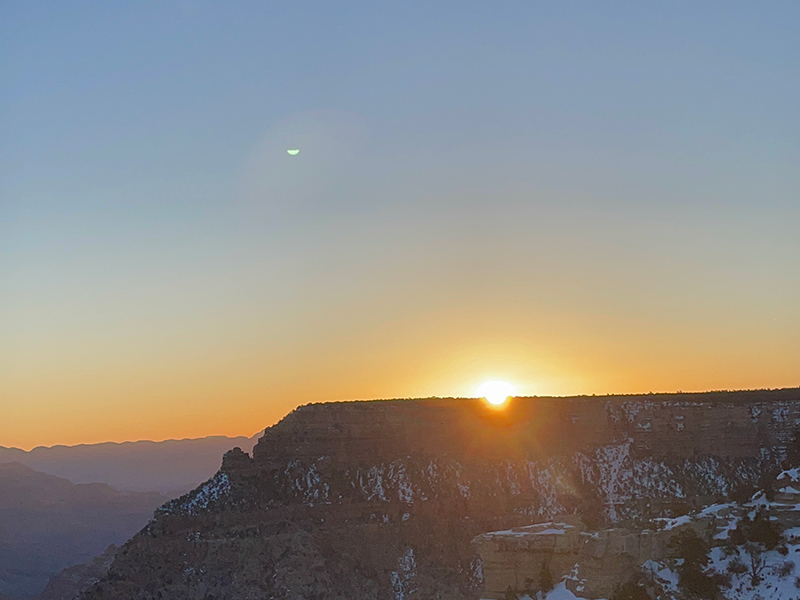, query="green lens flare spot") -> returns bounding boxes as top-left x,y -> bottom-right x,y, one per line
287,149 -> 300,156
